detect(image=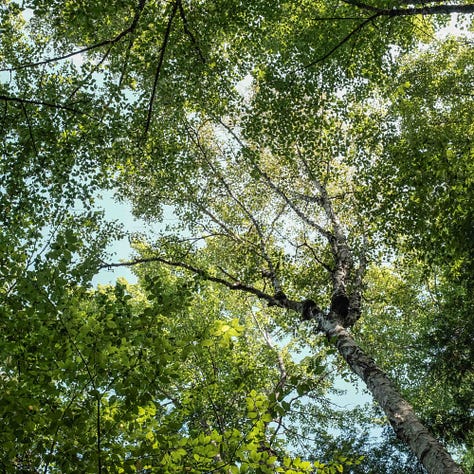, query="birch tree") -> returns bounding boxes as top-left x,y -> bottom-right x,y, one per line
1,1 -> 472,472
